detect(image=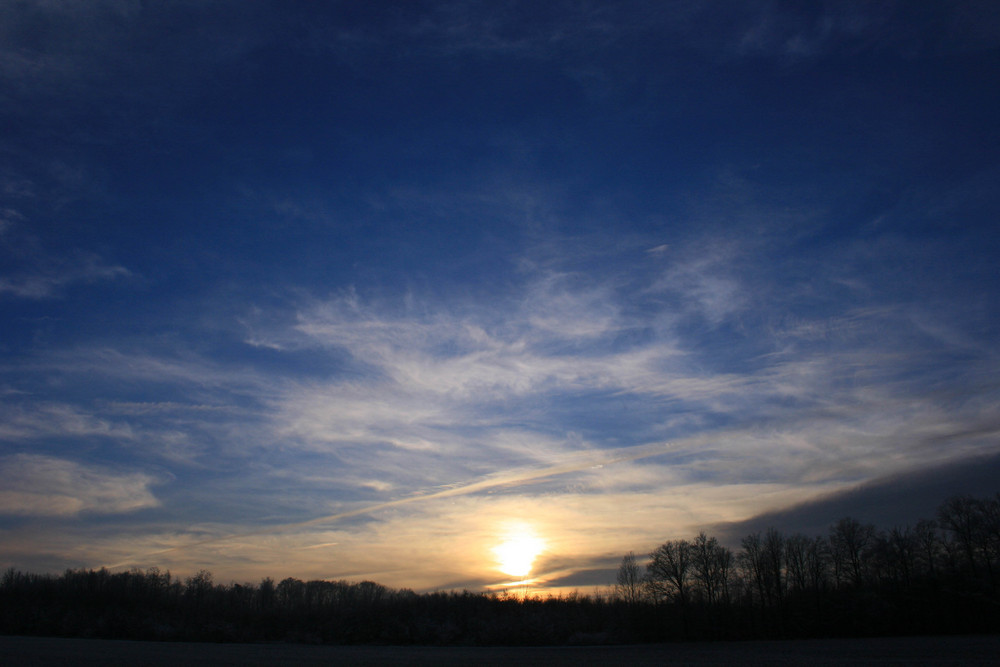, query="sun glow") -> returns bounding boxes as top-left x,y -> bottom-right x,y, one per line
493,524 -> 545,579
